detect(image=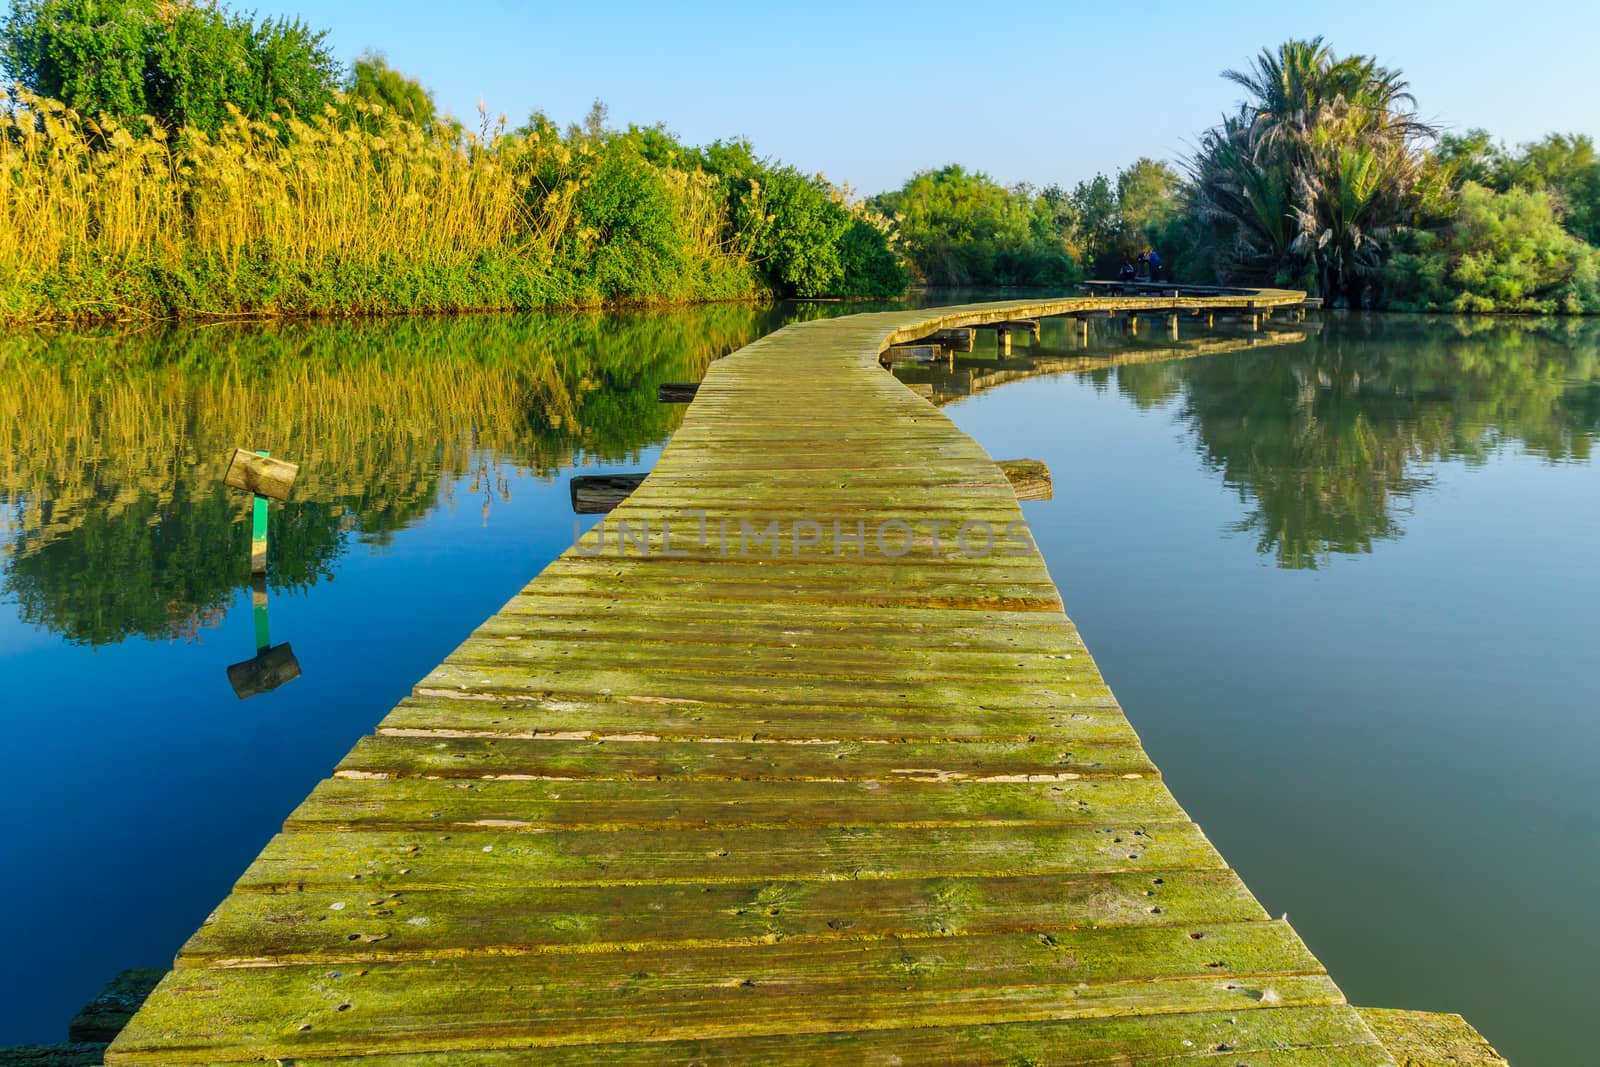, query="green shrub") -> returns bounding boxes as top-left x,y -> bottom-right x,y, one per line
1387,183 -> 1600,313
